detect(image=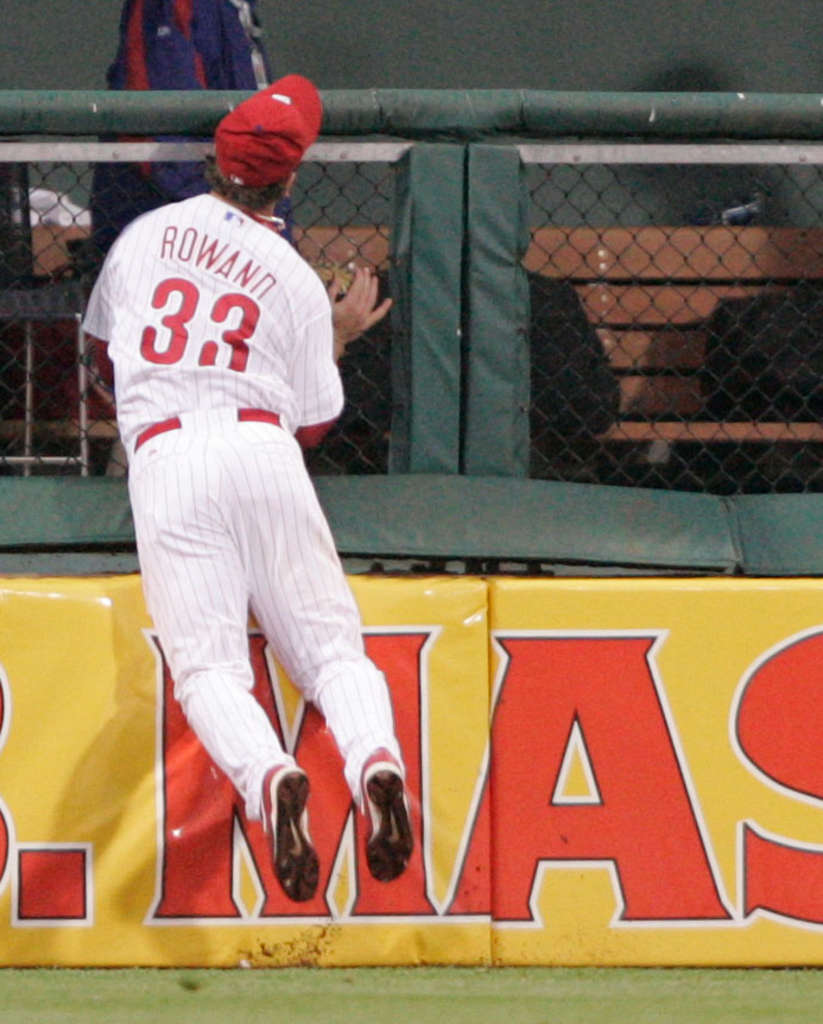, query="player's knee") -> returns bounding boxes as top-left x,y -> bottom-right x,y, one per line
304,657 -> 389,707
173,662 -> 255,708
